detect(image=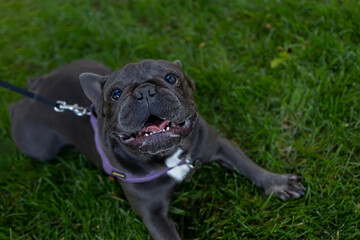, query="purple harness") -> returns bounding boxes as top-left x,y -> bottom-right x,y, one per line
90,110 -> 186,183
